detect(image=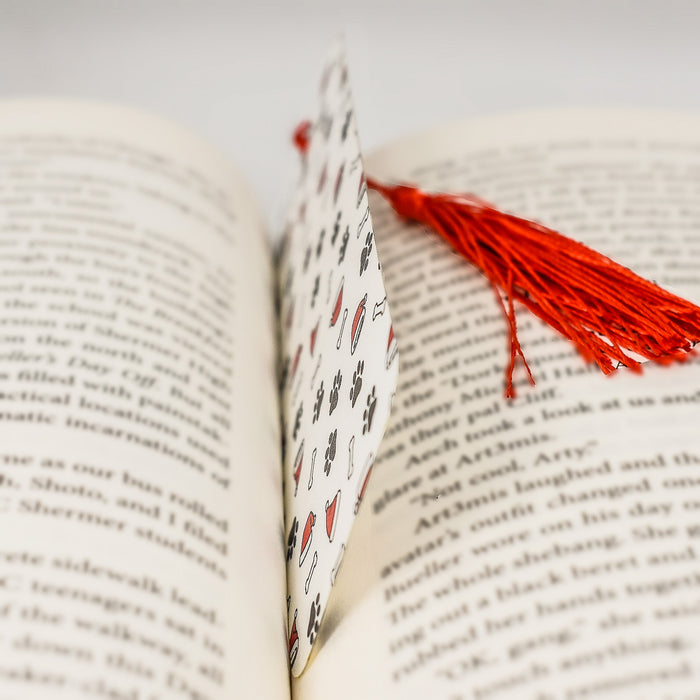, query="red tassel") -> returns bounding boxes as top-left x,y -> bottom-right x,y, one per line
293,122 -> 700,398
